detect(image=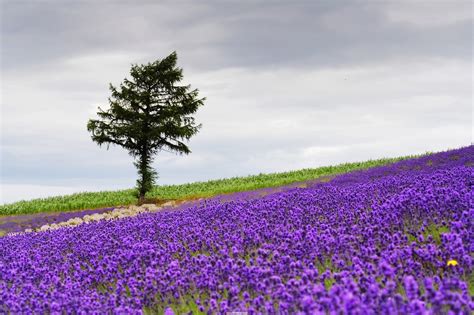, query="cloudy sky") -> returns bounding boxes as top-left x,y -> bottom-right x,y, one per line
1,0 -> 472,204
